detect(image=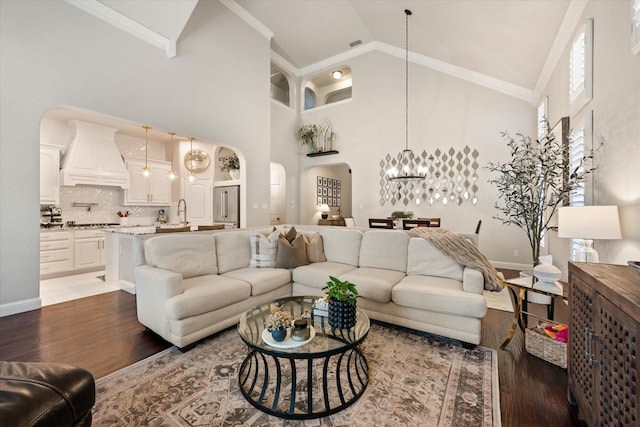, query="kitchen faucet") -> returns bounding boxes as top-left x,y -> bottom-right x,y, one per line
177,199 -> 188,225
